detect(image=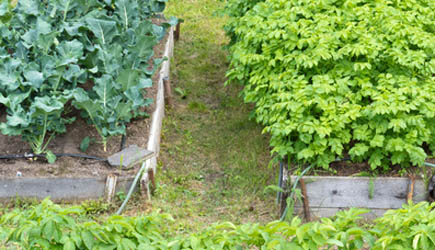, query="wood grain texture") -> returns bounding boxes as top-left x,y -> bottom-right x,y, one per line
0,177 -> 133,201
290,176 -> 426,209
293,207 -> 388,220
140,26 -> 175,195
